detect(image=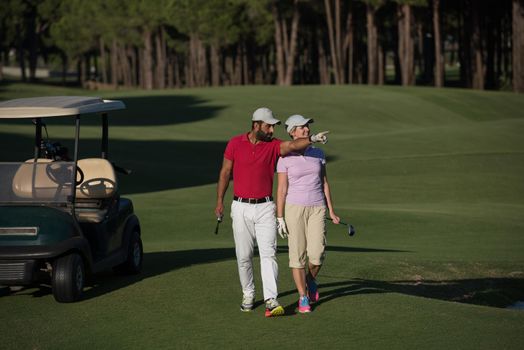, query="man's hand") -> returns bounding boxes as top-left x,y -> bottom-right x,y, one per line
309,131 -> 329,144
277,217 -> 288,239
215,202 -> 224,219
